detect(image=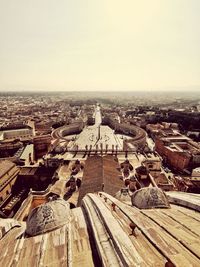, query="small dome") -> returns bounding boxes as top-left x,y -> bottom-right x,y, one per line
26,199 -> 70,236
115,189 -> 131,203
131,187 -> 170,209
129,175 -> 136,181
136,166 -> 148,175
